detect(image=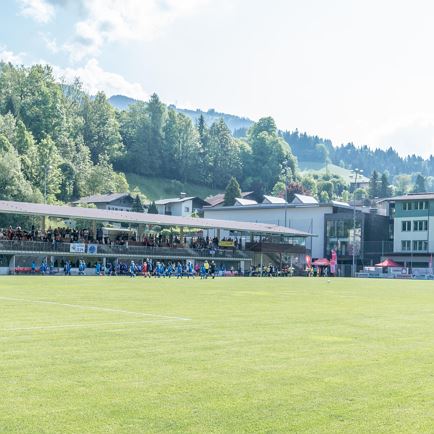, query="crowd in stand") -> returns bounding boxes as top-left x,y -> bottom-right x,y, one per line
0,226 -> 242,251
